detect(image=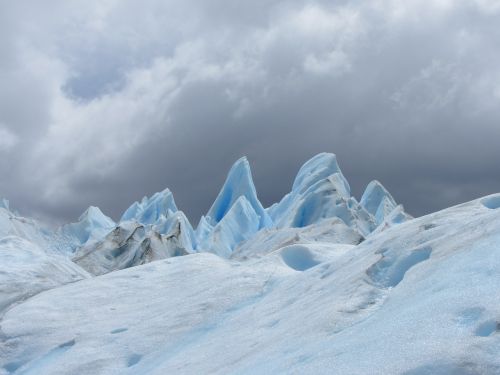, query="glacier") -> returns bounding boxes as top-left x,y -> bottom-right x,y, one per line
0,153 -> 499,375
120,188 -> 178,225
205,156 -> 271,228
60,206 -> 116,251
